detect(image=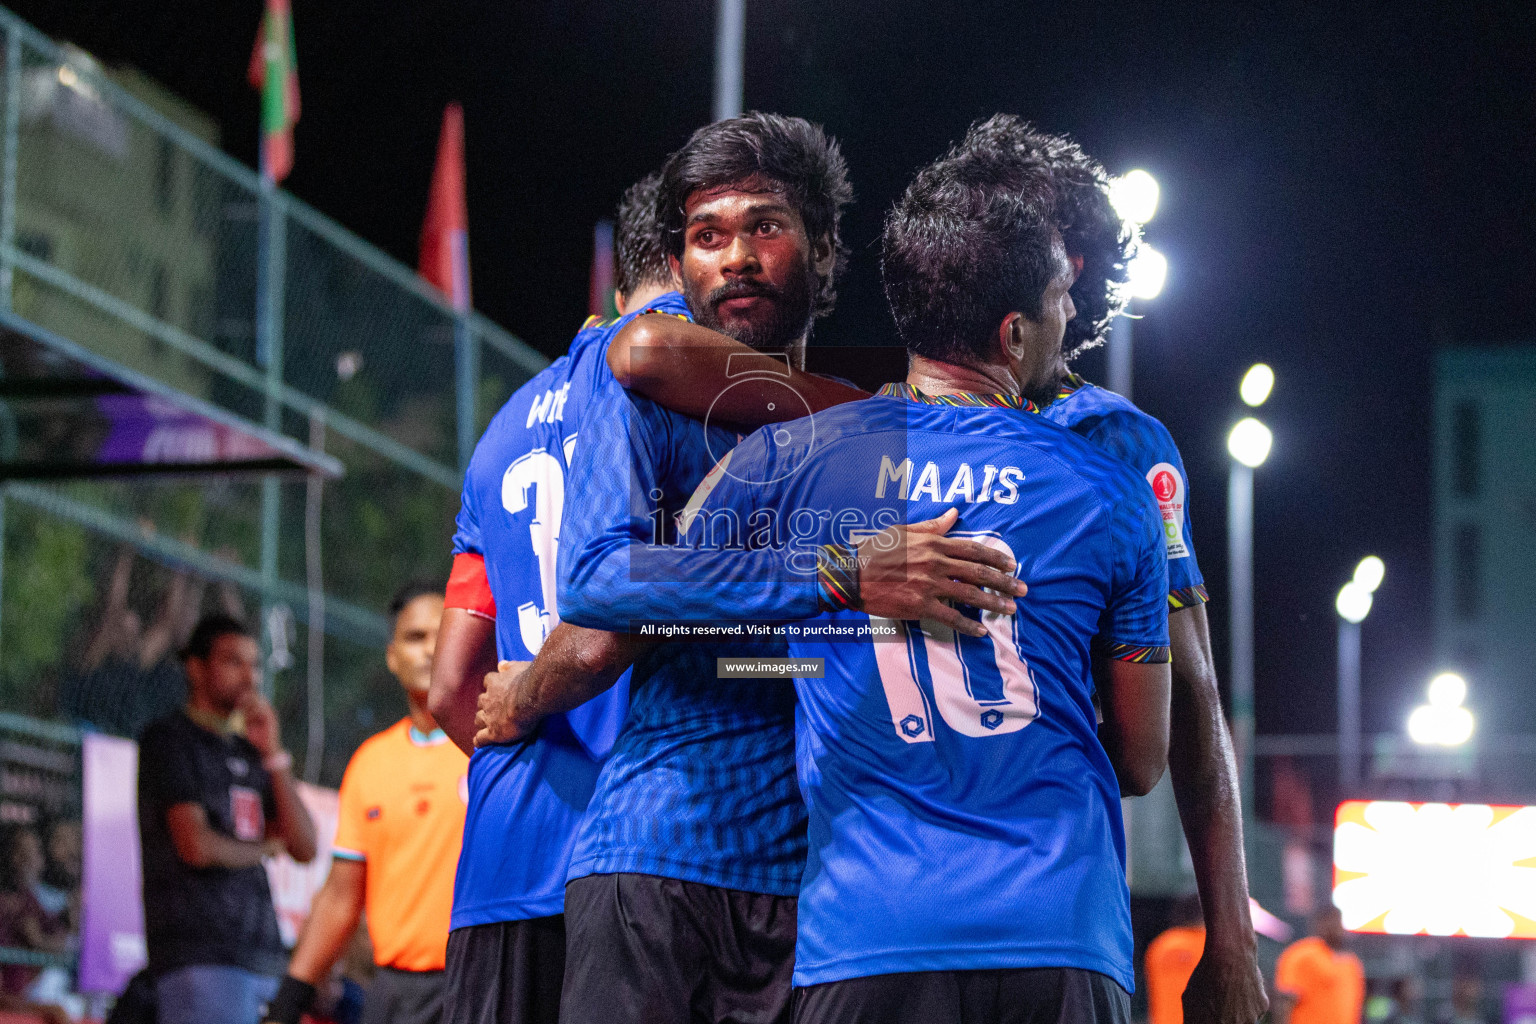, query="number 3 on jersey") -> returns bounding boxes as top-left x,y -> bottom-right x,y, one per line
502,448 -> 564,656
870,532 -> 1039,743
